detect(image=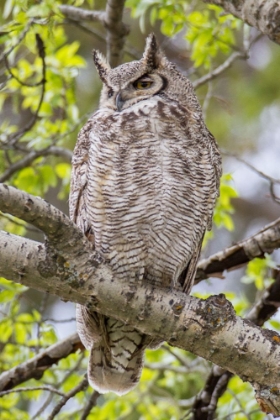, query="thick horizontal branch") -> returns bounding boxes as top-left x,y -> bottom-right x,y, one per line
204,0 -> 280,44
0,333 -> 82,391
1,185 -> 280,414
196,217 -> 280,282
